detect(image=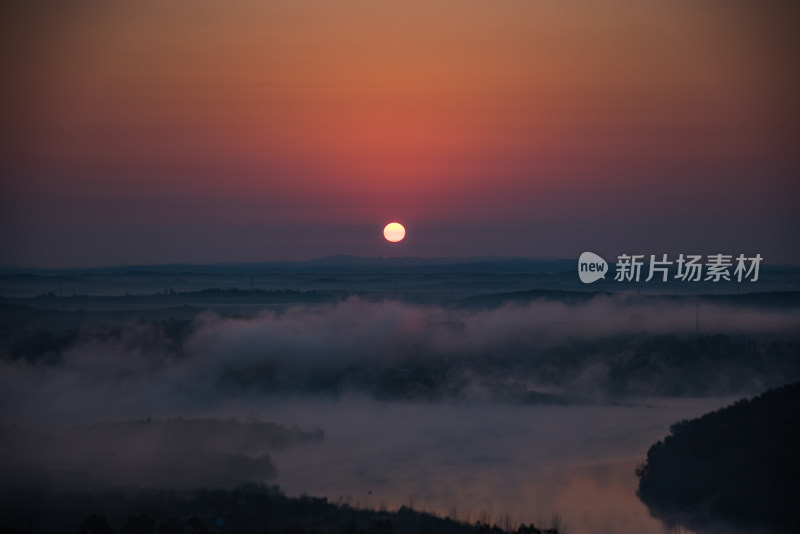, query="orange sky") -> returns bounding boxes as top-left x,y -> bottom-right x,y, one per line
2,1 -> 798,266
